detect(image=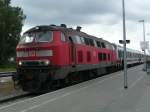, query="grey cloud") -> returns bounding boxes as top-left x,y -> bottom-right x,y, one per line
11,0 -> 150,28
11,0 -> 122,26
